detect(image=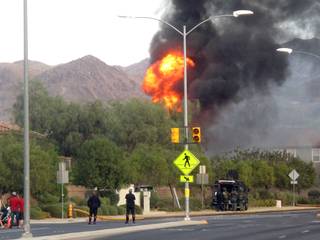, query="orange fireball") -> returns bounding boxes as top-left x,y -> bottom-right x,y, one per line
142,51 -> 195,111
